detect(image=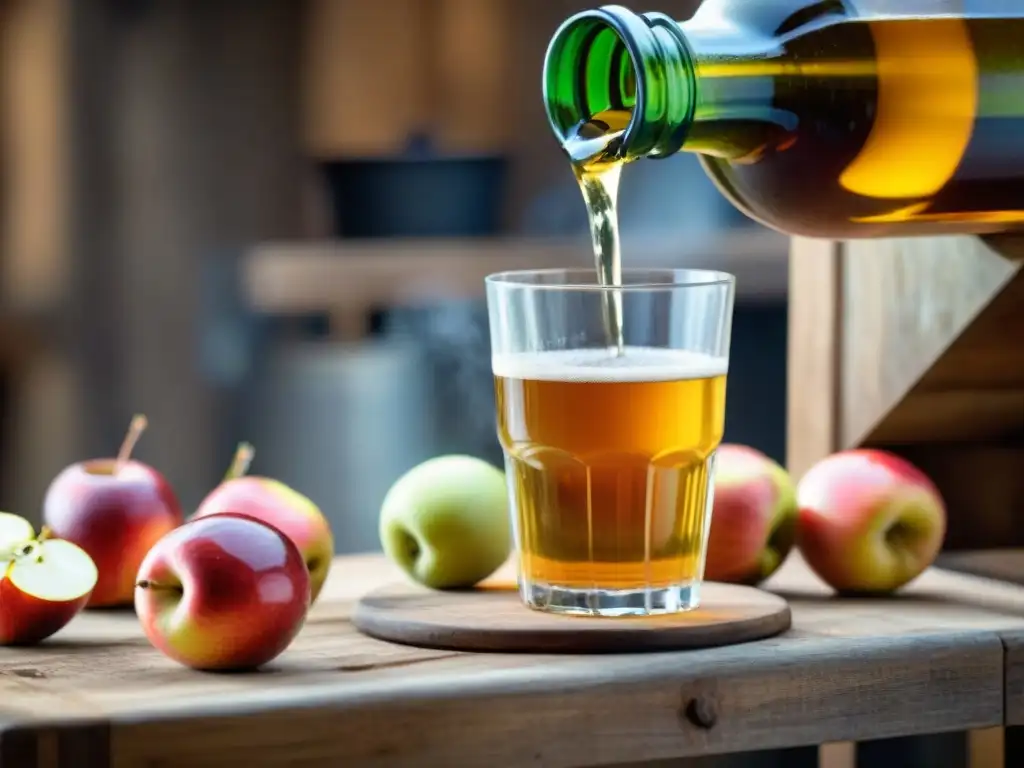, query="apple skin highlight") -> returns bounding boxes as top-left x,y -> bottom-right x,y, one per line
135,514 -> 311,671
43,459 -> 183,608
193,476 -> 334,603
796,449 -> 947,595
